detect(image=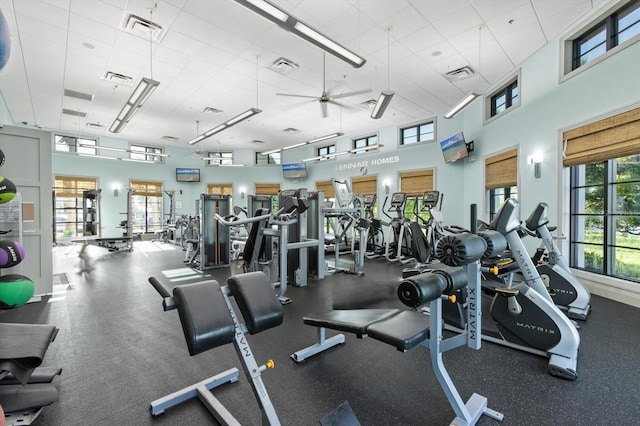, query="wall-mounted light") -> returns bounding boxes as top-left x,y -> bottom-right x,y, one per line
528,151 -> 544,178
383,179 -> 391,195
112,184 -> 120,197
240,186 -> 247,199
